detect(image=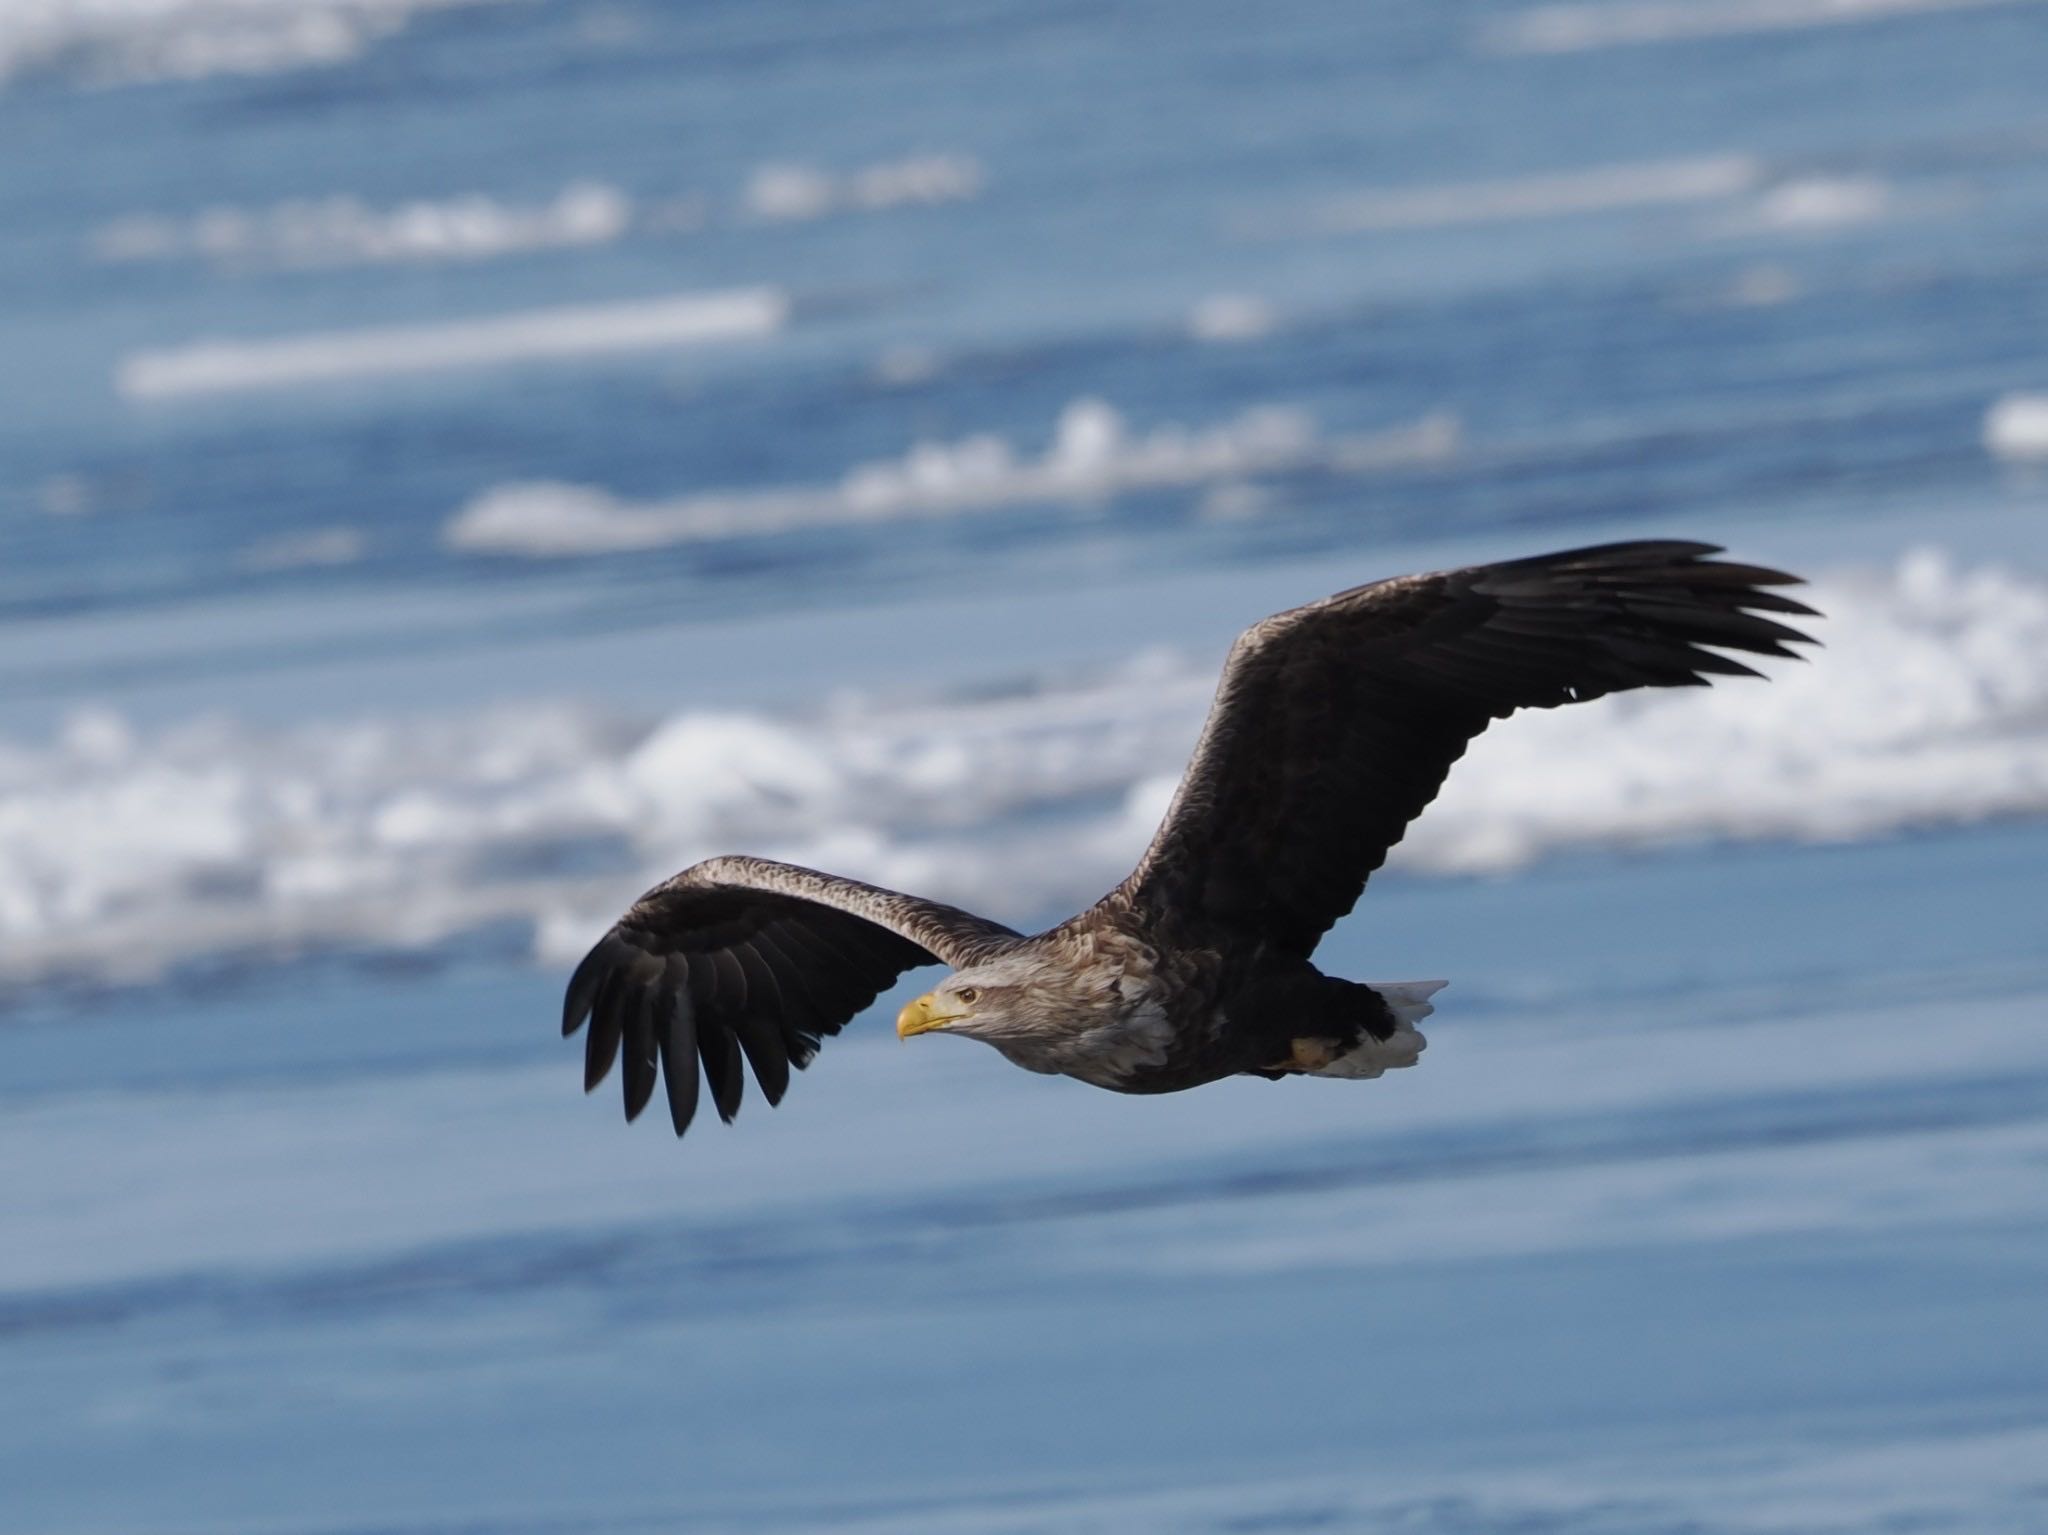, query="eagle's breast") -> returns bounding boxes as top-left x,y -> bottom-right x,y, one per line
986,913 -> 1225,1090
992,996 -> 1179,1088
